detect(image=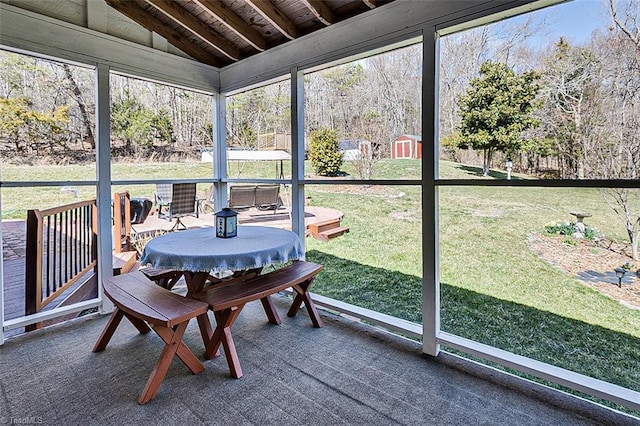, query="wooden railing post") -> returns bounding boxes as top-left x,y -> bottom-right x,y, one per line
113,191 -> 131,253
25,209 -> 44,331
92,201 -> 98,270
